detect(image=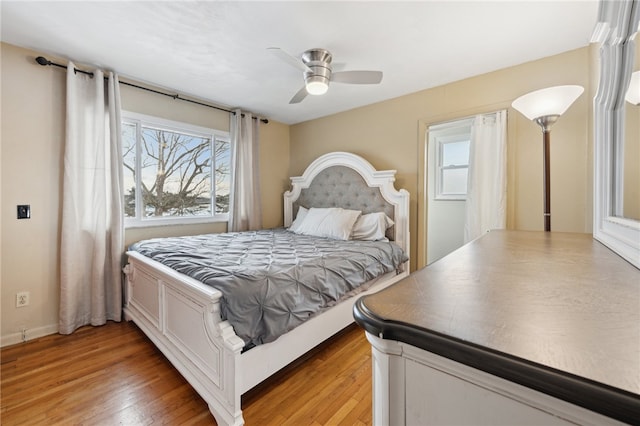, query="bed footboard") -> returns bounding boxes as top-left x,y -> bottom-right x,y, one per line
123,252 -> 246,426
